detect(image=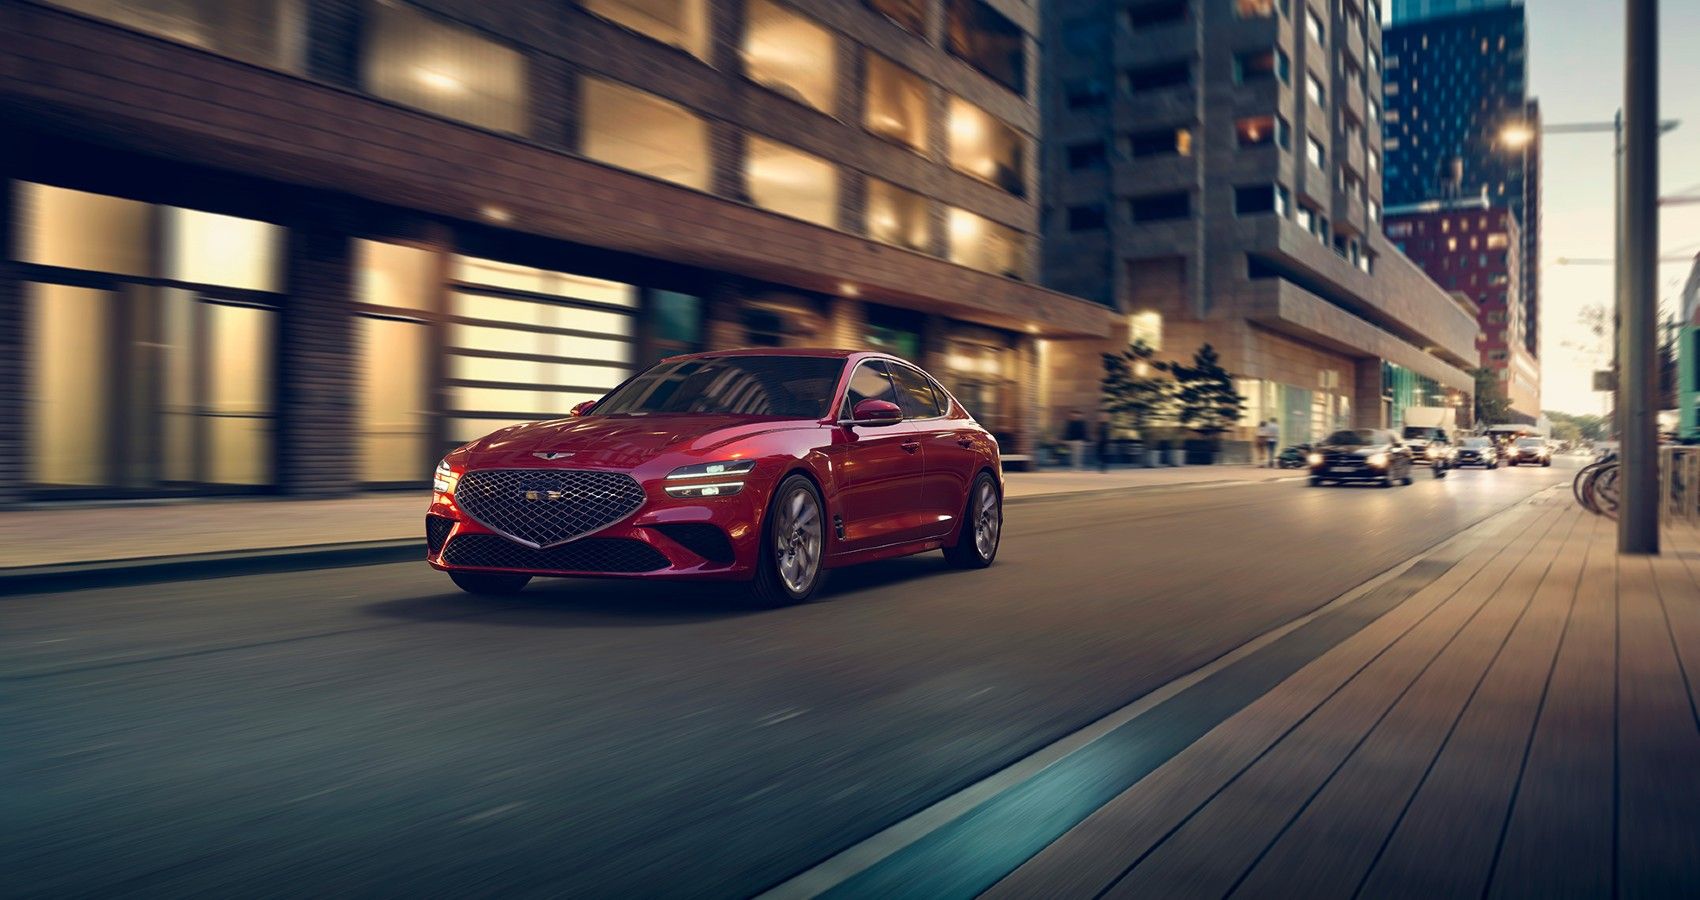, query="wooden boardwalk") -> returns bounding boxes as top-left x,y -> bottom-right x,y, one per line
988,493 -> 1700,899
